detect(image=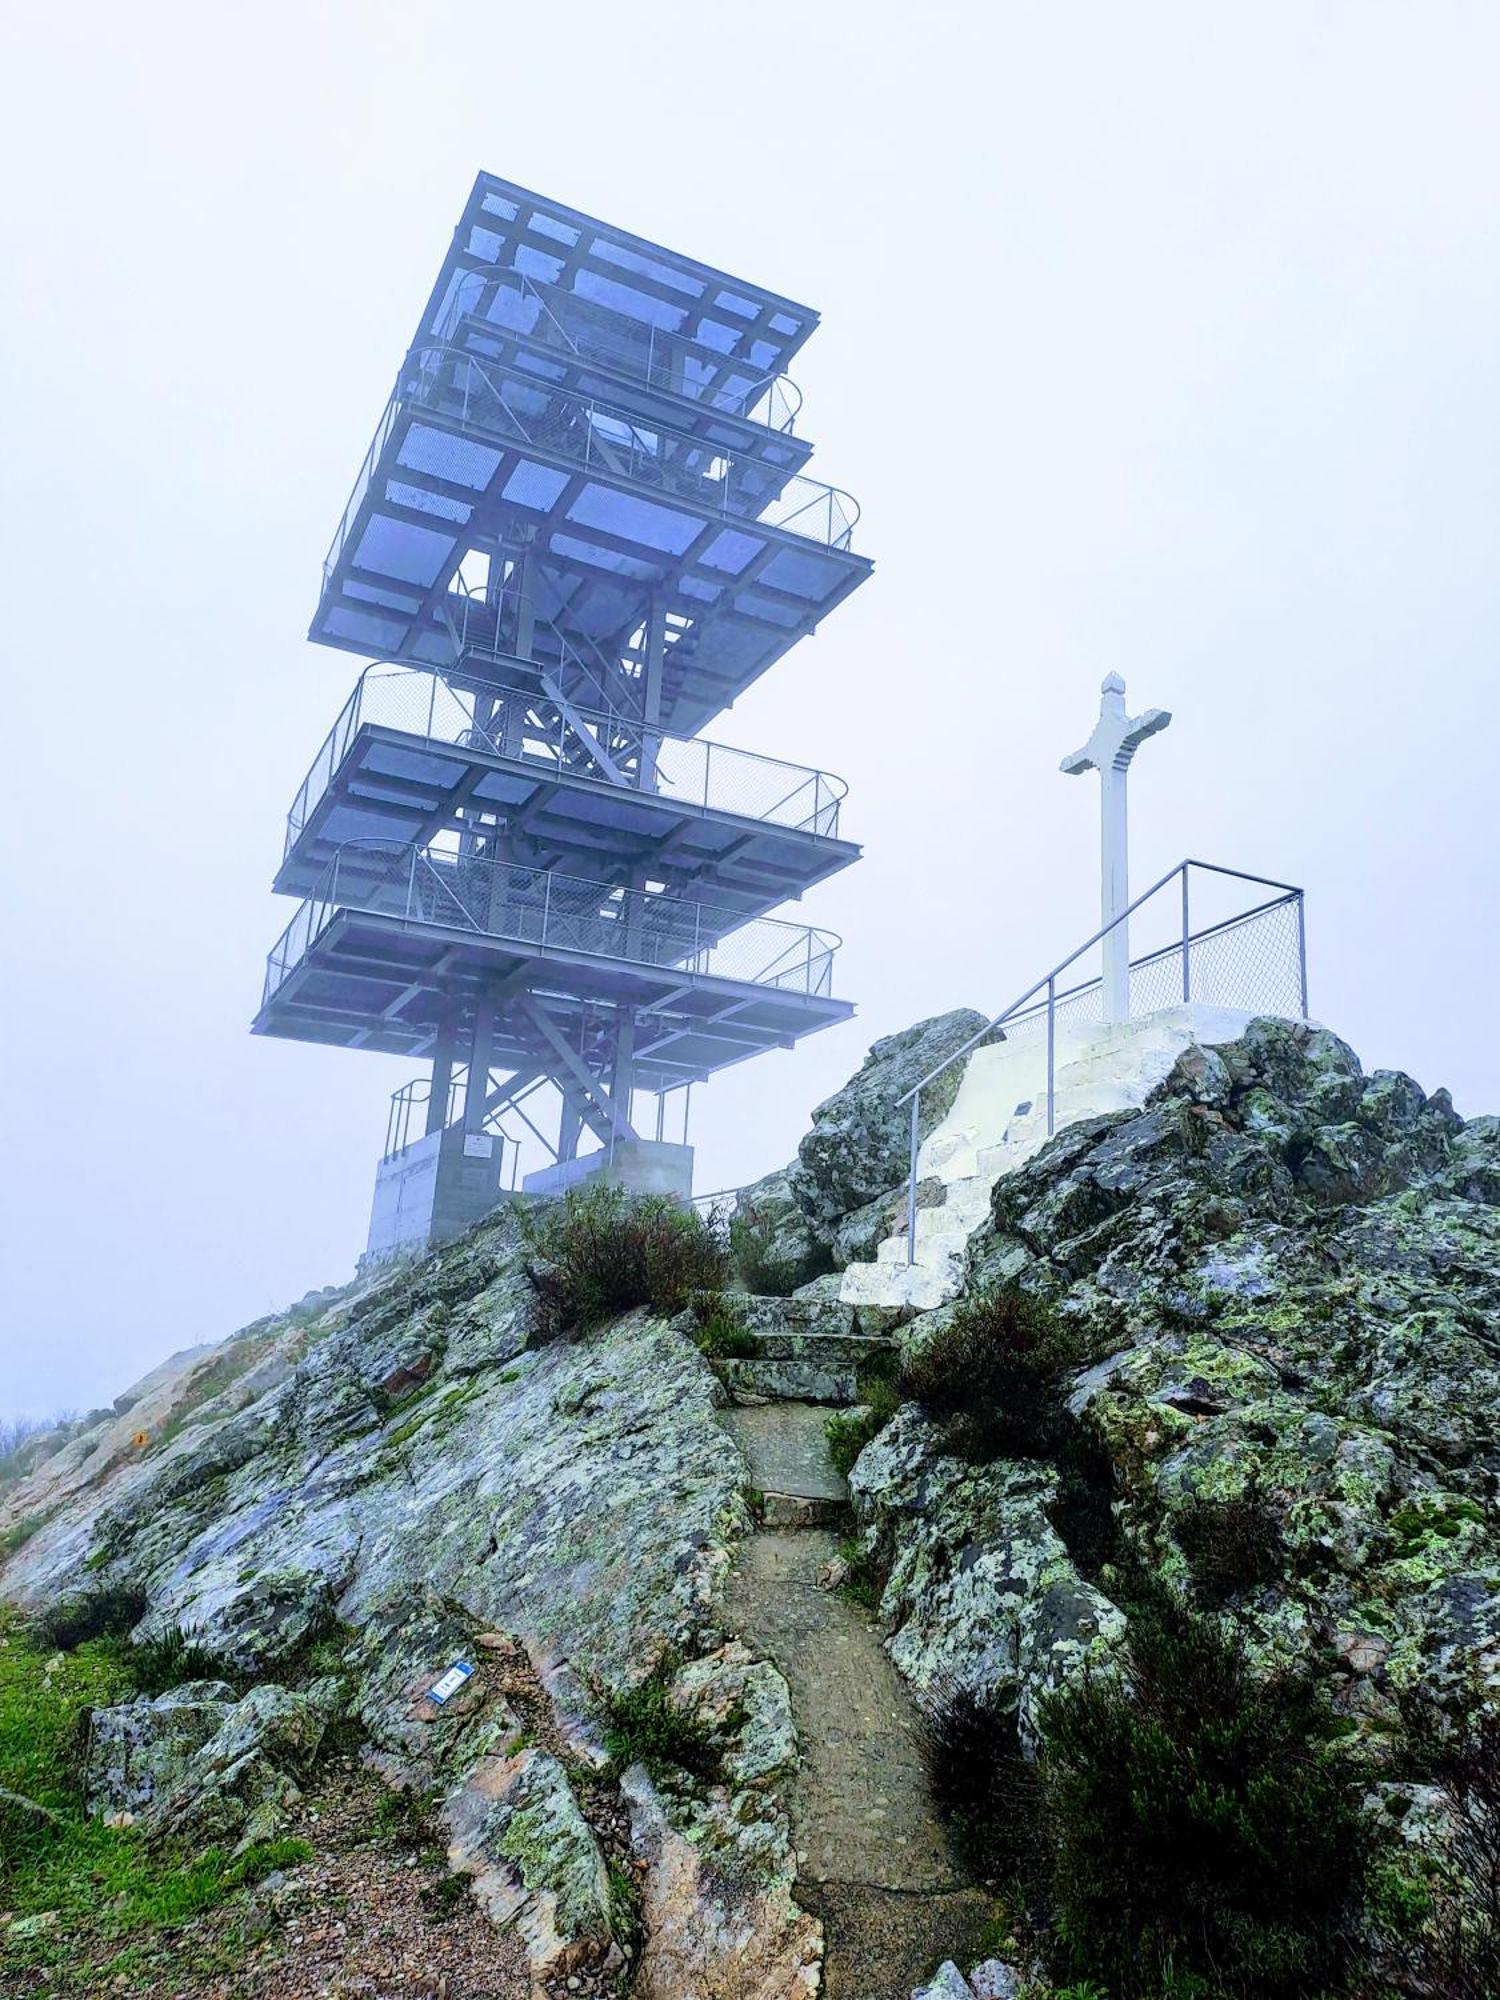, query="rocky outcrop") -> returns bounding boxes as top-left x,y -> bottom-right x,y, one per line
849,1018 -> 1500,1763
84,1675 -> 342,1845
10,1007 -> 1500,1994
788,1009 -> 988,1248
